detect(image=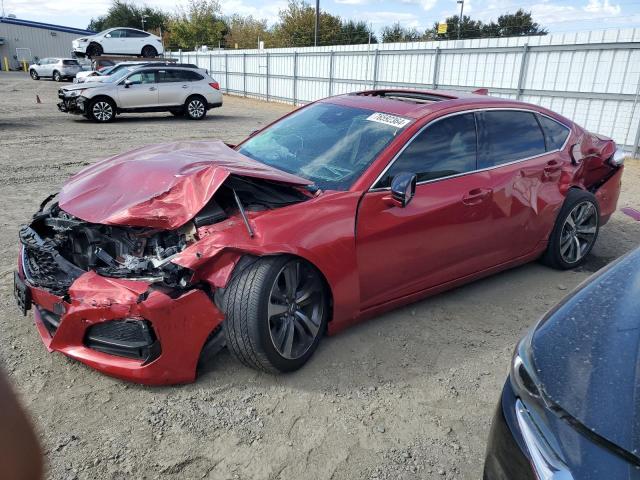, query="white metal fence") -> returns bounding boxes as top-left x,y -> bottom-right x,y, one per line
170,28 -> 640,154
